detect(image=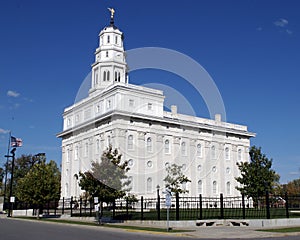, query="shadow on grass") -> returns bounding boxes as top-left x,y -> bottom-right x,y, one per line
14,217 -> 194,233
